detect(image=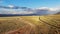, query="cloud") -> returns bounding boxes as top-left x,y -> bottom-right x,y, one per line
0,6 -> 15,9
36,7 -> 59,11
36,7 -> 49,10
0,5 -> 29,9
0,8 -> 34,14
49,8 -> 60,11
0,6 -> 60,14
34,7 -> 60,14
8,5 -> 14,8
0,5 -> 35,14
